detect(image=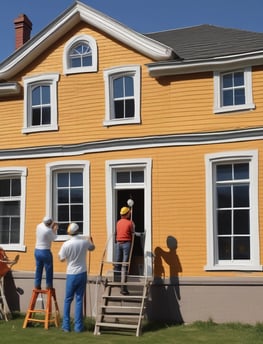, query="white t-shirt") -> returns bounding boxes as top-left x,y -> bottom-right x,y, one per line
35,222 -> 57,249
58,235 -> 95,275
